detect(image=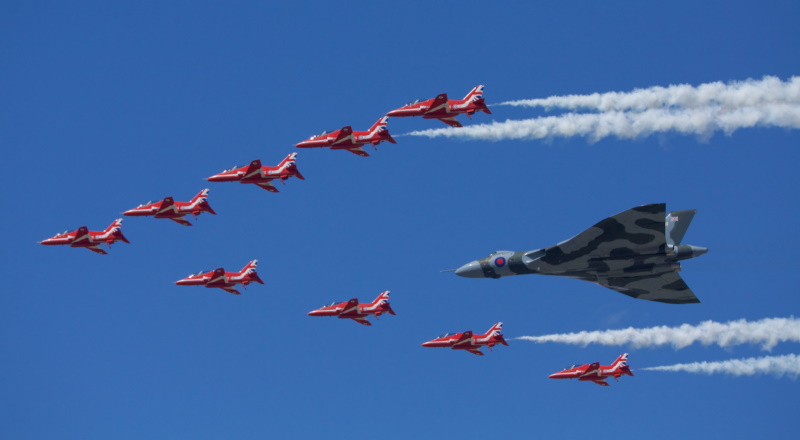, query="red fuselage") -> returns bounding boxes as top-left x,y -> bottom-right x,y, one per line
307,301 -> 393,319
295,128 -> 395,150
422,323 -> 508,355
175,261 -> 264,295
207,154 -> 304,192
39,220 -> 129,254
207,164 -> 299,183
548,354 -> 633,386
387,97 -> 487,119
307,291 -> 395,326
386,85 -> 491,127
123,192 -> 215,222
